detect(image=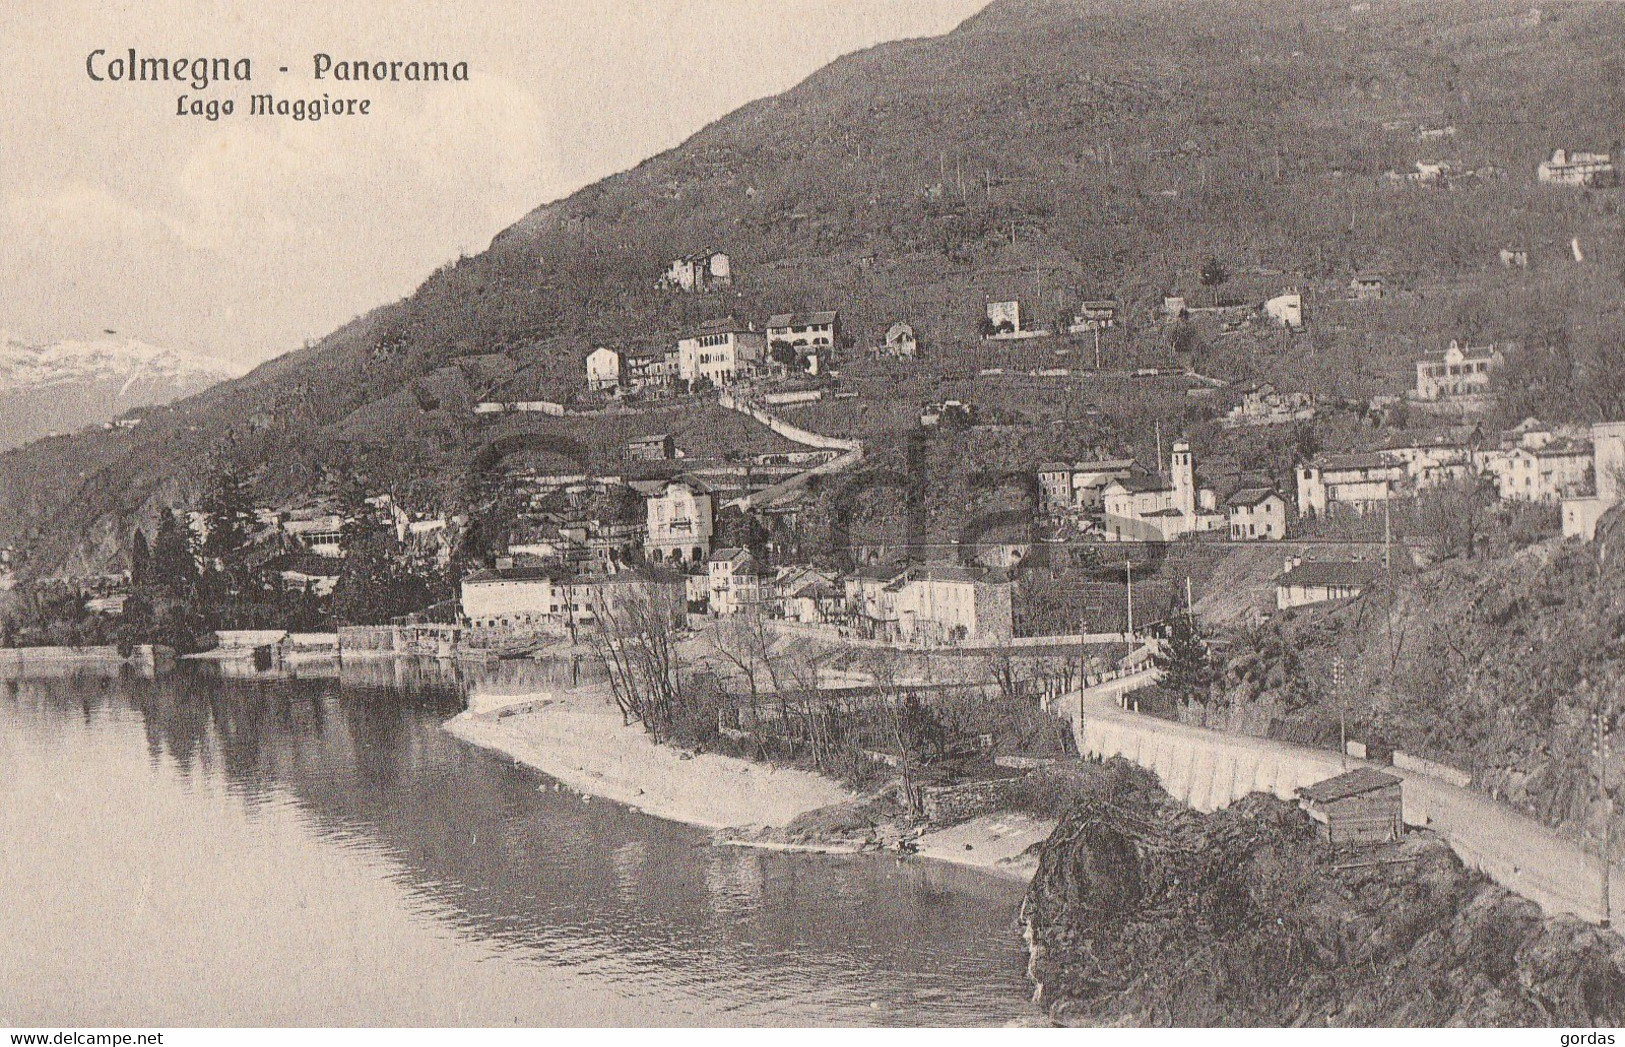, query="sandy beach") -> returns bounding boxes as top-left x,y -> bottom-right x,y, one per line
444,680 -> 1055,880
